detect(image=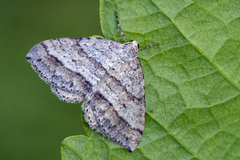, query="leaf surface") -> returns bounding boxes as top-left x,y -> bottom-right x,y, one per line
62,0 -> 240,159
